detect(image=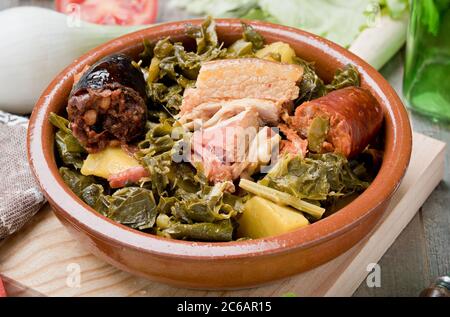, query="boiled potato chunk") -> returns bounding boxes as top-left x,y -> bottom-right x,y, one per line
238,196 -> 309,239
81,146 -> 141,179
255,42 -> 297,64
